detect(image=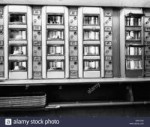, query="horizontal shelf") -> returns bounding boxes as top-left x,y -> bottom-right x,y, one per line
126,55 -> 143,59
125,26 -> 141,31
9,41 -> 27,45
46,101 -> 150,109
47,56 -> 64,60
1,78 -> 150,85
126,44 -> 144,47
126,13 -> 144,17
83,26 -> 100,29
47,41 -> 64,45
47,25 -> 64,29
84,56 -> 100,59
83,41 -> 100,45
126,40 -> 141,42
126,69 -> 143,71
9,25 -> 27,29
9,56 -> 28,61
